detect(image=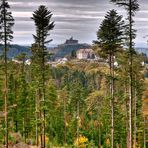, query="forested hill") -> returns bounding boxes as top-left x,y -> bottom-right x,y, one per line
52,43 -> 91,58
0,43 -> 91,59
0,44 -> 147,59
0,44 -> 31,58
